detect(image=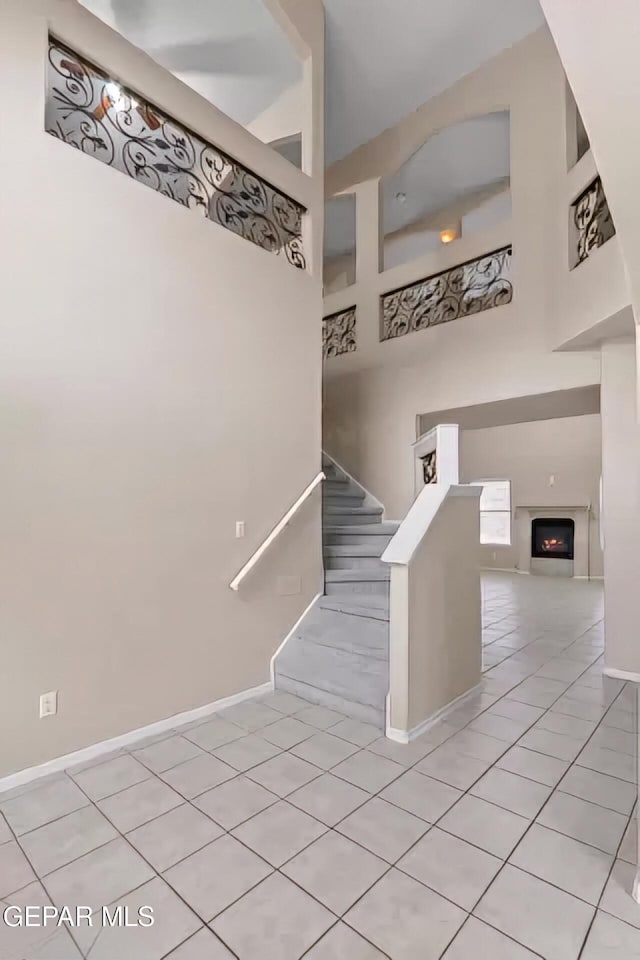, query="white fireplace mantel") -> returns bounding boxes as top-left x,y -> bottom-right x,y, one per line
519,505 -> 591,513
514,505 -> 593,578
